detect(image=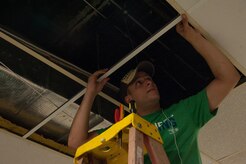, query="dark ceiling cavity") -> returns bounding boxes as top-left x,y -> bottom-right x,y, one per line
1,0 -> 243,155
